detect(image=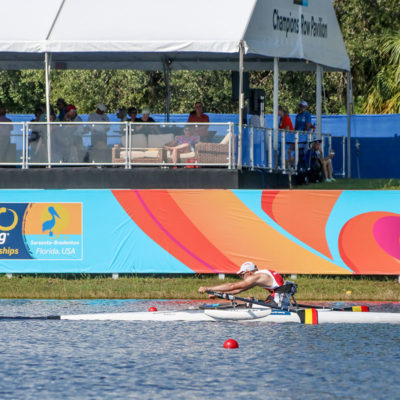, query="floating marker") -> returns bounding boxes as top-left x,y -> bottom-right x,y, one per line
223,339 -> 239,349
148,307 -> 158,312
346,290 -> 352,295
